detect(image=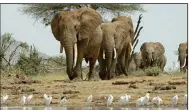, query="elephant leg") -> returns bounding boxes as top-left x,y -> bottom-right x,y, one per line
86,58 -> 99,81
111,57 -> 117,78
98,48 -> 107,80
73,40 -> 88,81
118,50 -> 128,76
